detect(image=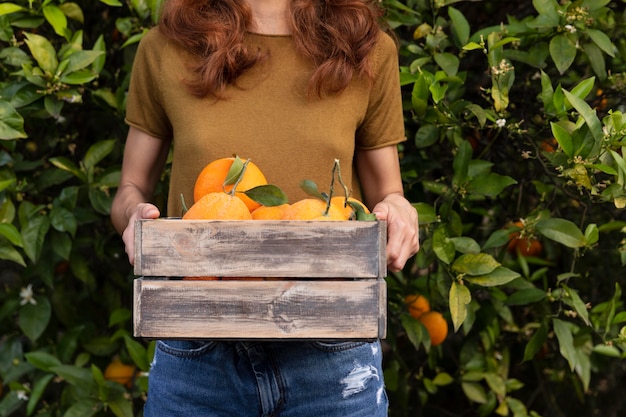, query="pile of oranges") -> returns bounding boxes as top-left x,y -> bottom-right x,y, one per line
404,294 -> 448,347
181,155 -> 371,281
183,156 -> 370,222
